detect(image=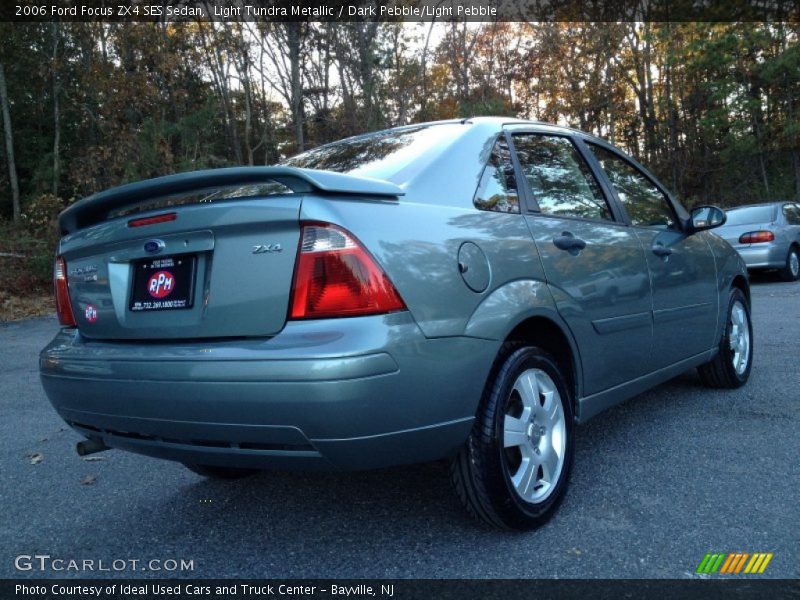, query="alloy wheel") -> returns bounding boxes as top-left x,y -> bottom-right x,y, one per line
502,368 -> 566,503
729,301 -> 751,375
